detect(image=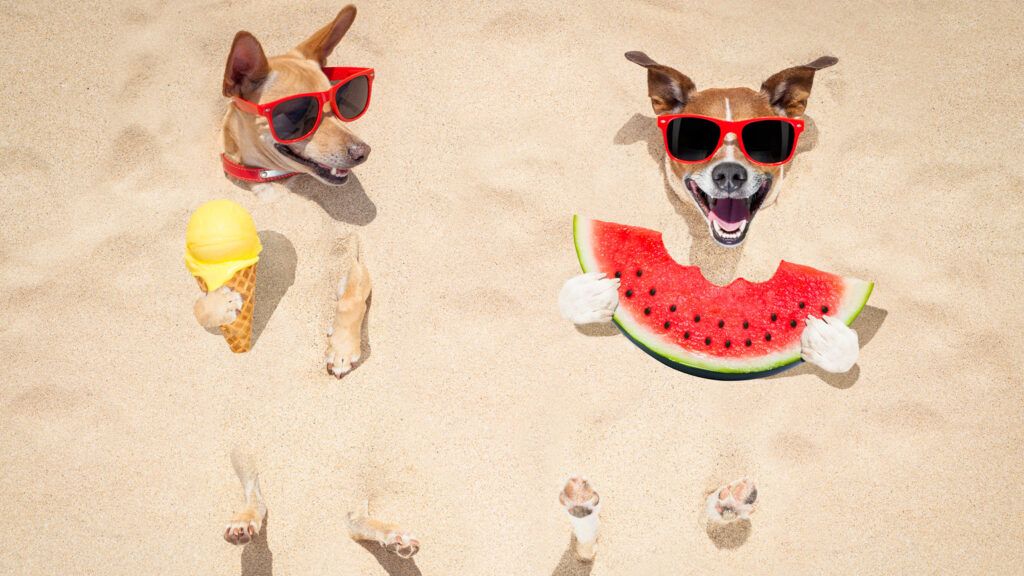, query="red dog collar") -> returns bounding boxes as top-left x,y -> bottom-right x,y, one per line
221,153 -> 299,183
